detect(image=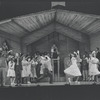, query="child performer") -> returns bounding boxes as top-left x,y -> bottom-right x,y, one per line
7,58 -> 15,86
